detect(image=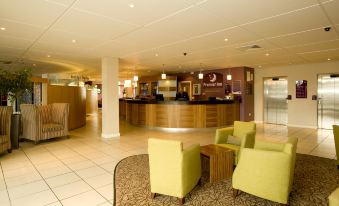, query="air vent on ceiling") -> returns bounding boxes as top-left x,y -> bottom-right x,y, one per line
237,44 -> 262,52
